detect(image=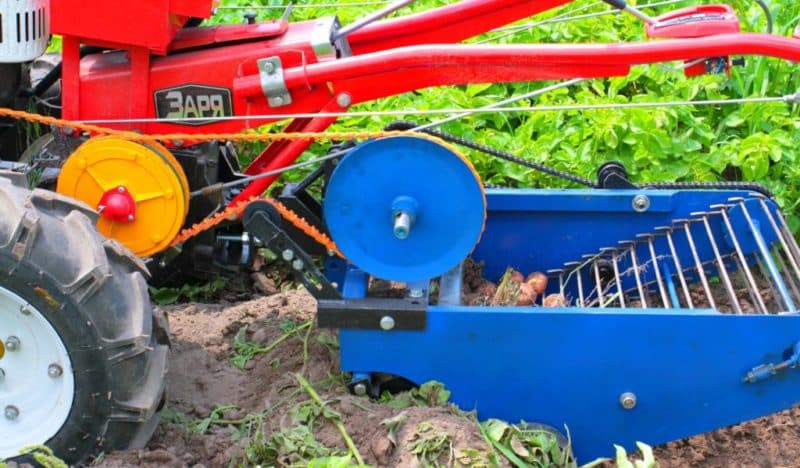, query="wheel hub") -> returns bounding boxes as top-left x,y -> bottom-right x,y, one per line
0,286 -> 74,458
